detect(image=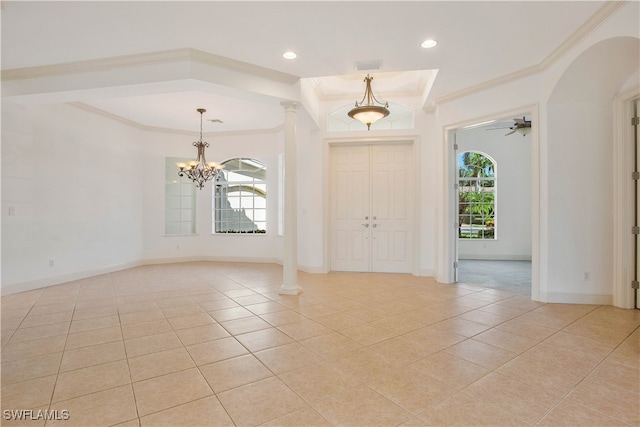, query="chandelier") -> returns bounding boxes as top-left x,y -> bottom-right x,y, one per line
348,74 -> 390,130
176,108 -> 224,190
